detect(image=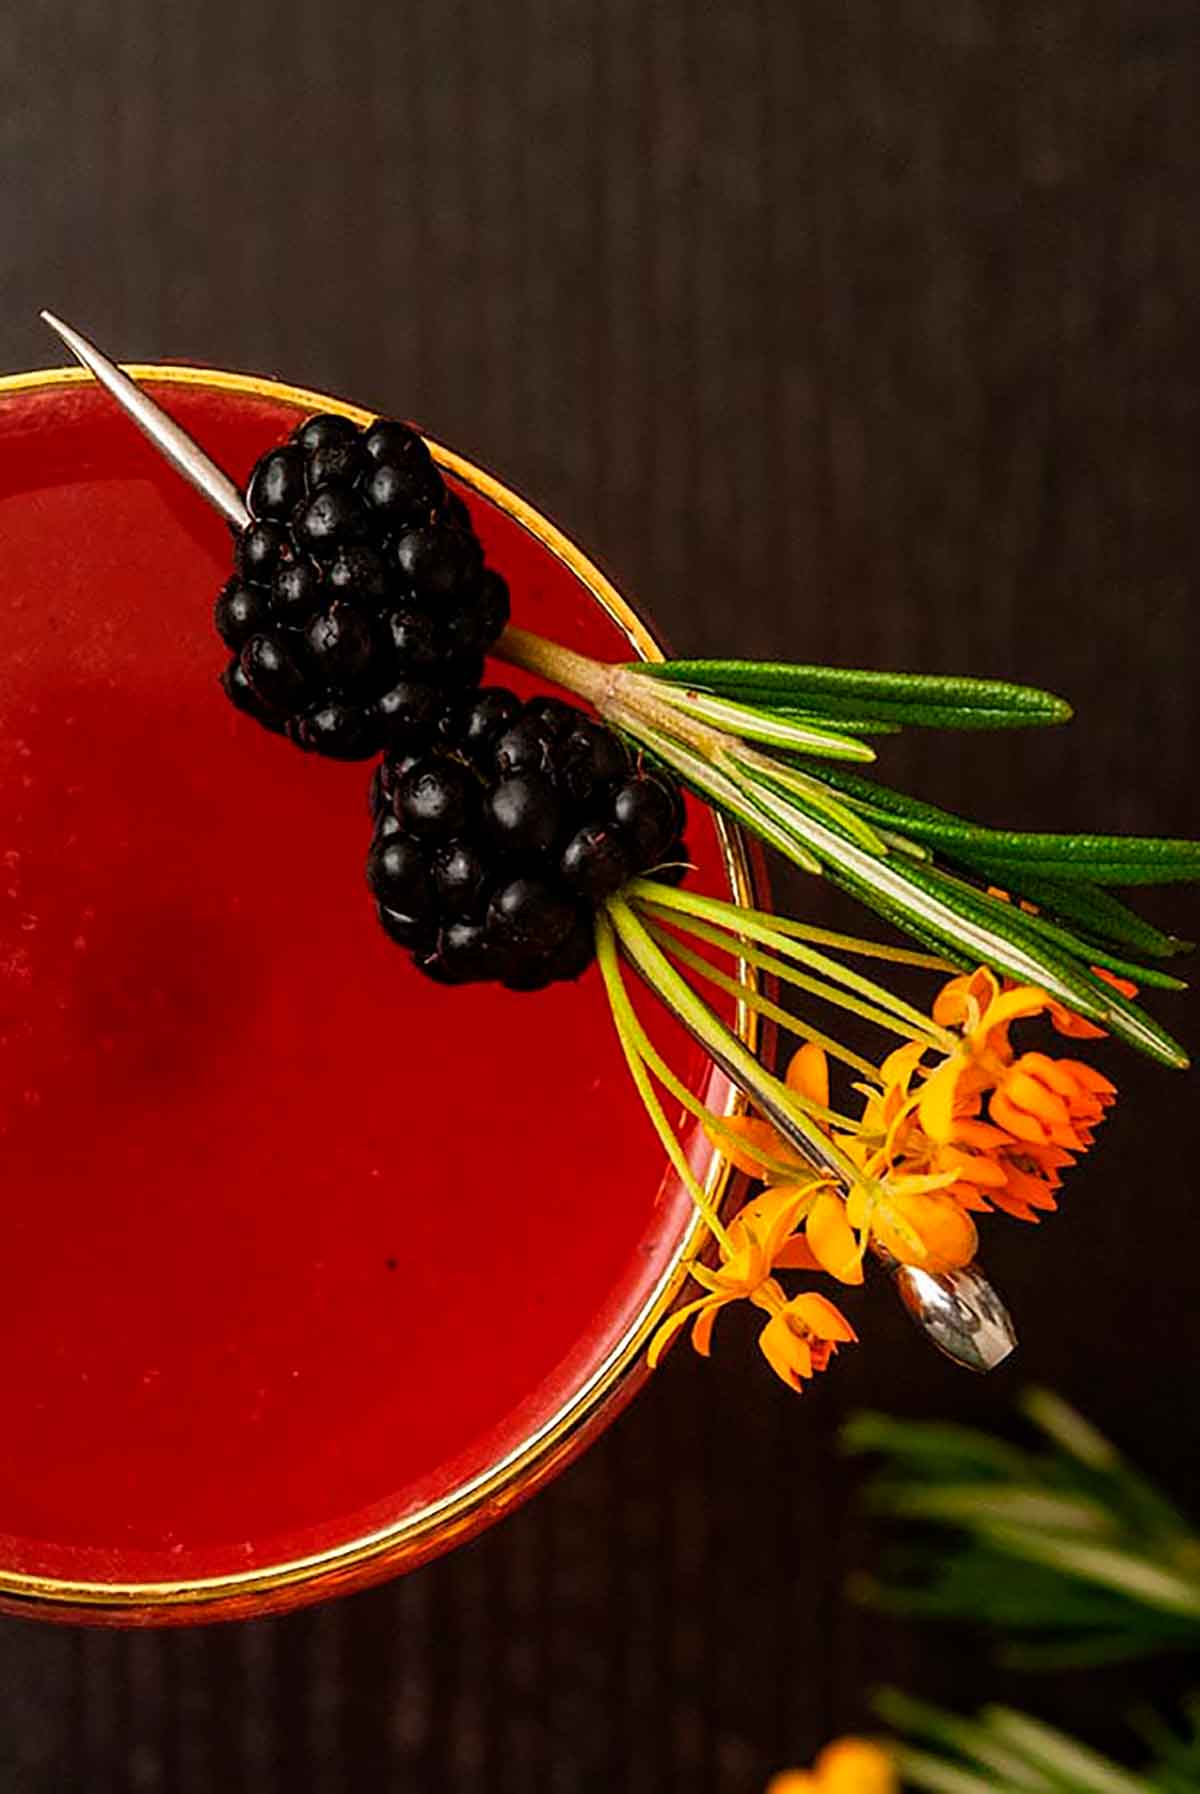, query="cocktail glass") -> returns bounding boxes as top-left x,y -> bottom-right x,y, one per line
0,366 -> 757,1623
